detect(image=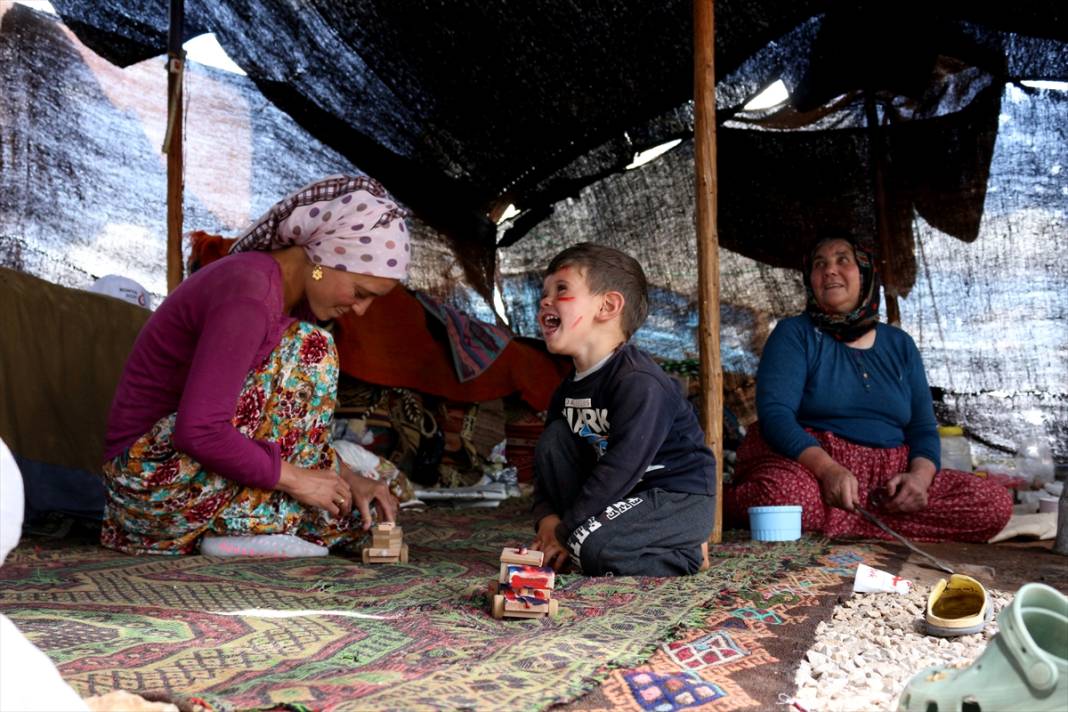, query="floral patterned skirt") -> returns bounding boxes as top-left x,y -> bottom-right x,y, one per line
102,321 -> 407,555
